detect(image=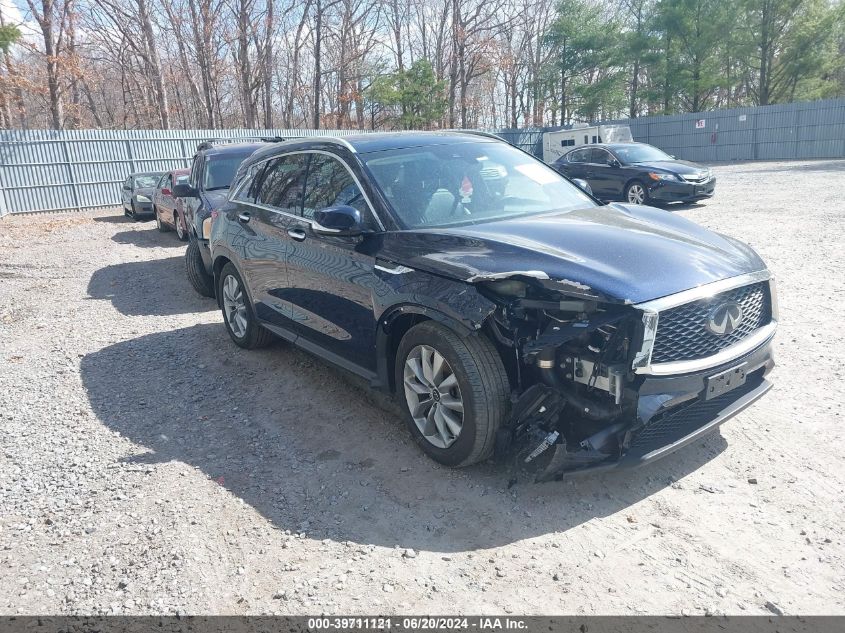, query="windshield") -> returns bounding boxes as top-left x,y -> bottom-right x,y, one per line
612,144 -> 672,164
363,142 -> 596,229
133,174 -> 161,188
203,154 -> 251,191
